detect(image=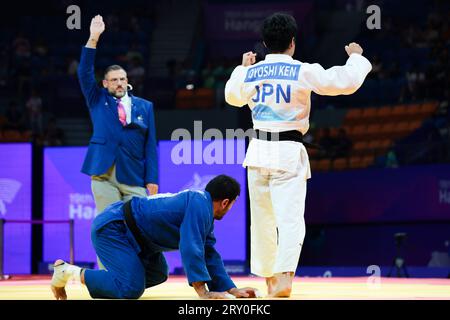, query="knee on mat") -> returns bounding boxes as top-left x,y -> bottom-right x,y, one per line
119,283 -> 145,299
